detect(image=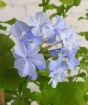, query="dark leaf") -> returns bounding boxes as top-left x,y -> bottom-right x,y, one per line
0,24 -> 7,30
0,66 -> 23,91
0,34 -> 15,56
